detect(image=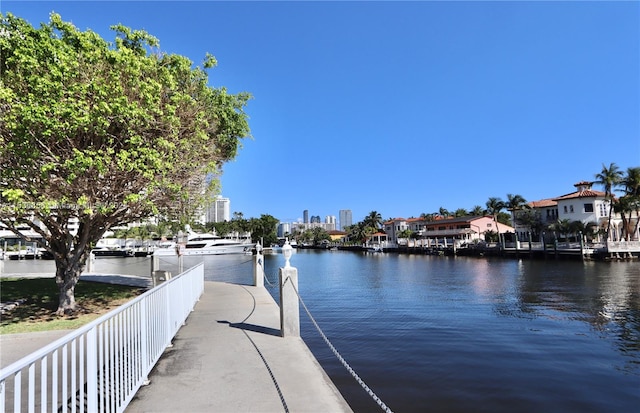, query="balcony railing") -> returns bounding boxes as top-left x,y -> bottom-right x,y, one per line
0,263 -> 204,413
607,240 -> 640,253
